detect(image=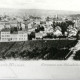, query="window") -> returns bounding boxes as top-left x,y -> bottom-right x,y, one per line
2,38 -> 4,40
2,35 -> 4,37
6,35 -> 10,37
